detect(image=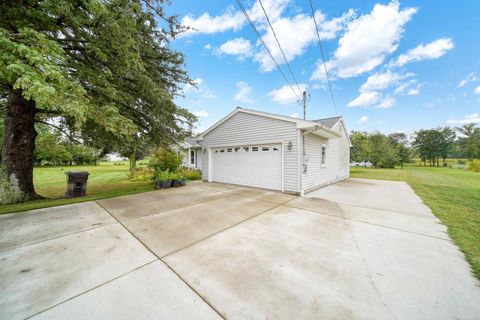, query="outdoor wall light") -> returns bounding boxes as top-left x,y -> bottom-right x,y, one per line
287,141 -> 293,151
203,148 -> 207,154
